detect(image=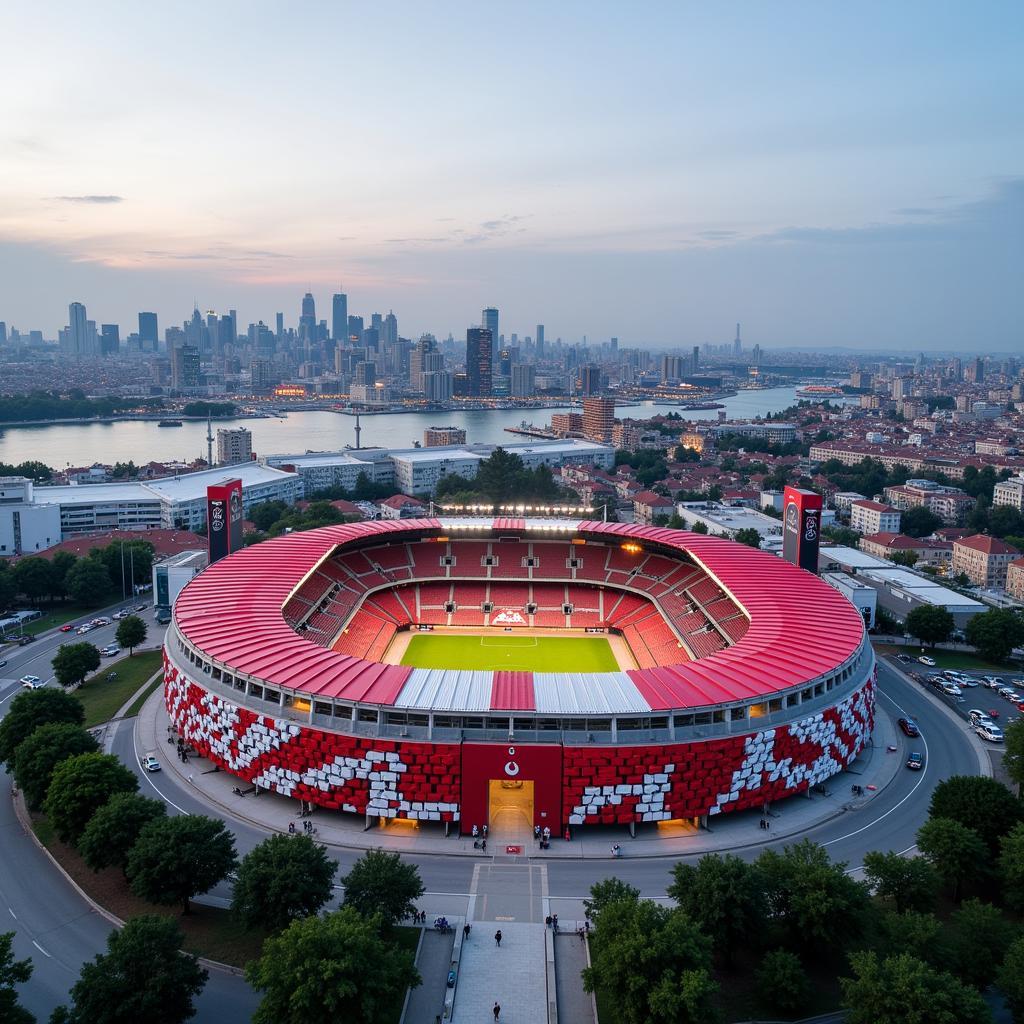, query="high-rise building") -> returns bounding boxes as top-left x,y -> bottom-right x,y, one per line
250,358 -> 273,390
171,344 -> 200,389
424,426 -> 467,447
348,315 -> 364,343
381,311 -> 398,347
410,334 -> 438,392
423,371 -> 454,402
510,363 -> 536,397
275,312 -> 284,341
482,307 -> 499,354
535,324 -> 545,357
582,397 -> 615,443
733,323 -> 742,356
353,360 -> 376,387
68,301 -> 88,359
138,311 -> 158,350
0,322 -> 7,345
216,427 -> 253,466
661,355 -> 685,382
331,290 -> 348,342
580,364 -> 601,396
299,292 -> 316,346
692,345 -> 700,373
228,309 -> 237,340
100,324 -> 120,356
466,327 -> 493,397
